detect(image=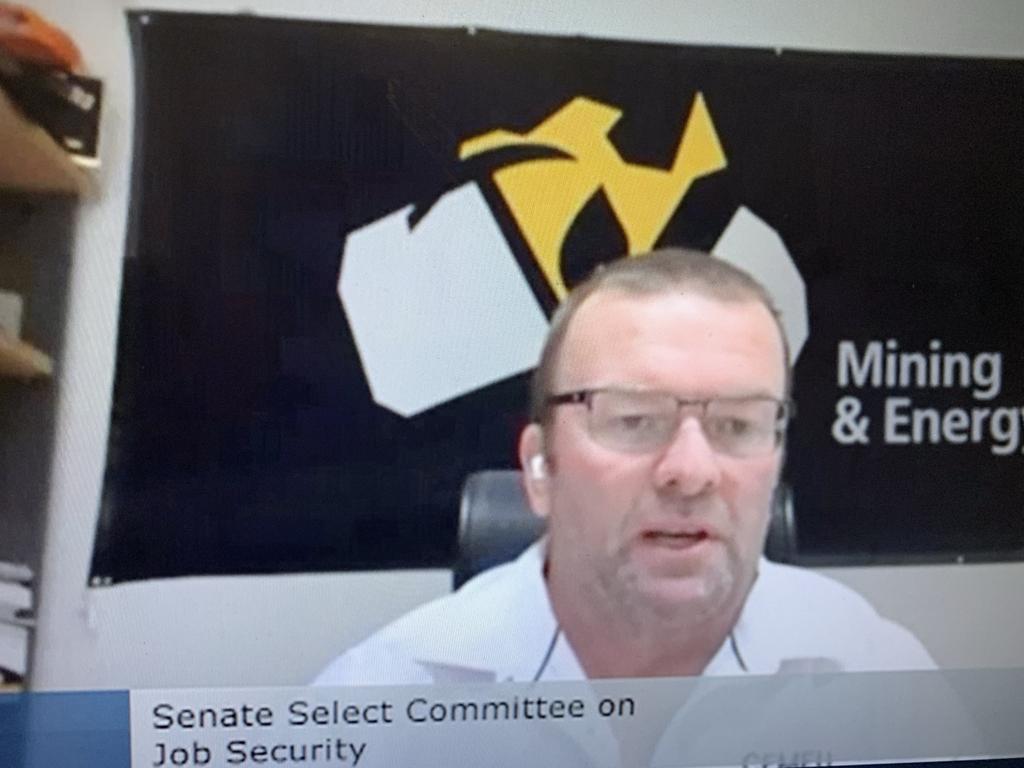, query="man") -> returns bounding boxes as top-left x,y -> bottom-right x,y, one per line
315,248 -> 934,685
